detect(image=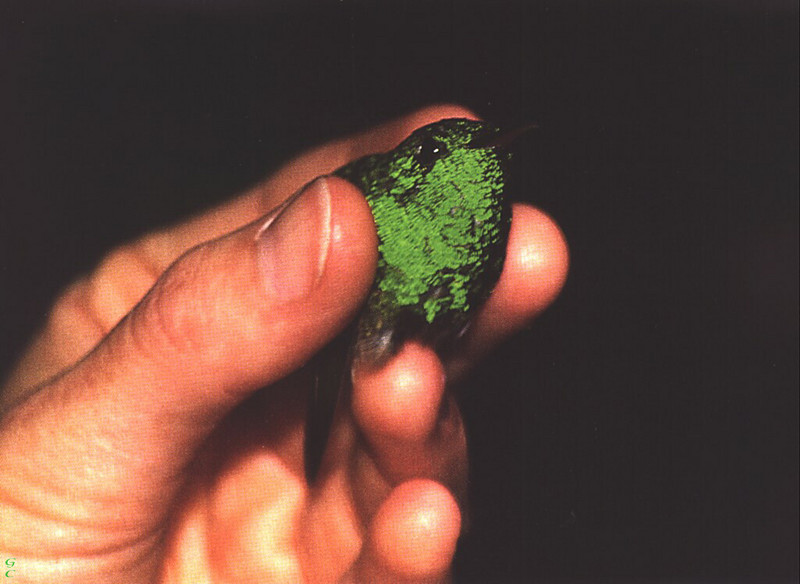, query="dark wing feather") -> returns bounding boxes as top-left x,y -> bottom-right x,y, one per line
303,323 -> 356,484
